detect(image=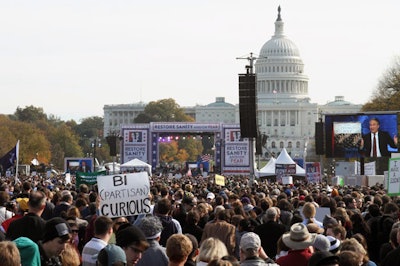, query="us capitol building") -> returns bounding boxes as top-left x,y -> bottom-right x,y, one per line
103,7 -> 361,160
